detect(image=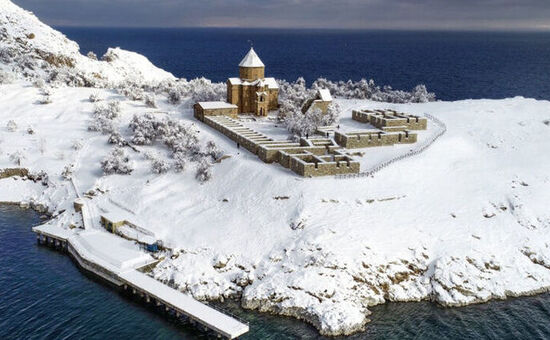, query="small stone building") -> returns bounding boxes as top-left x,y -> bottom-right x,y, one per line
194,101 -> 238,122
302,88 -> 333,114
227,48 -> 279,116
